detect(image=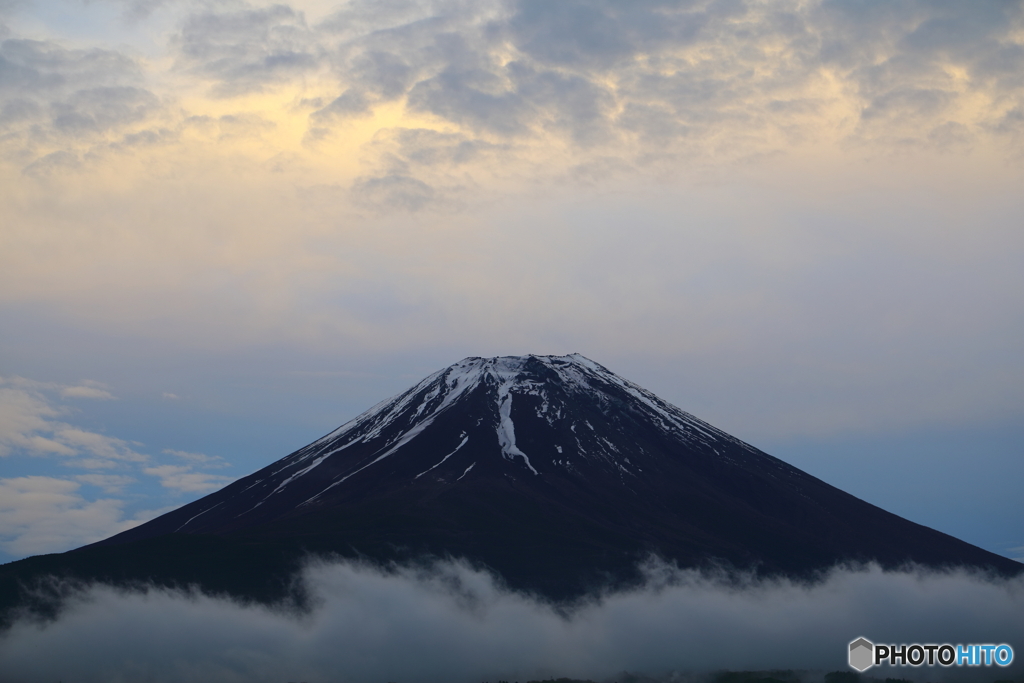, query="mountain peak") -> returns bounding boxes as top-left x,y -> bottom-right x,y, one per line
86,353 -> 1022,600
298,352 -> 745,495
